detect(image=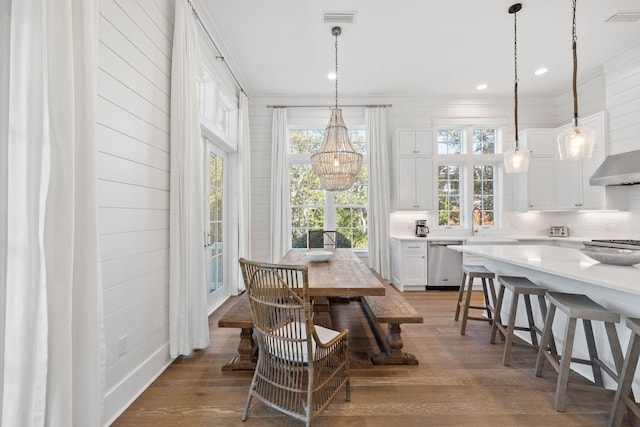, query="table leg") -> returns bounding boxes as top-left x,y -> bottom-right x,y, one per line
312,296 -> 332,328
221,327 -> 257,371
